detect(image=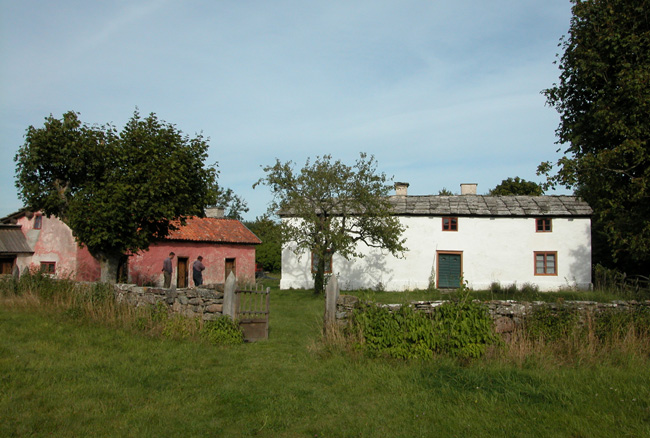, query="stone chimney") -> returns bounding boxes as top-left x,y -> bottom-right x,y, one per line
394,182 -> 409,197
205,207 -> 225,218
460,183 -> 478,195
